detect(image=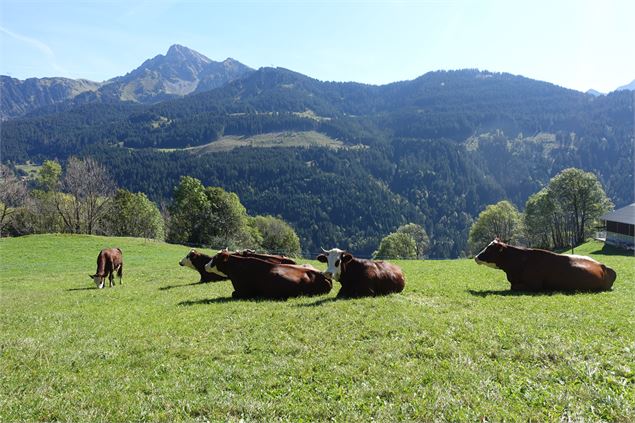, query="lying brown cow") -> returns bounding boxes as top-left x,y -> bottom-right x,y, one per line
179,249 -> 296,282
90,248 -> 123,289
475,239 -> 617,292
317,248 -> 405,298
204,251 -> 332,299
